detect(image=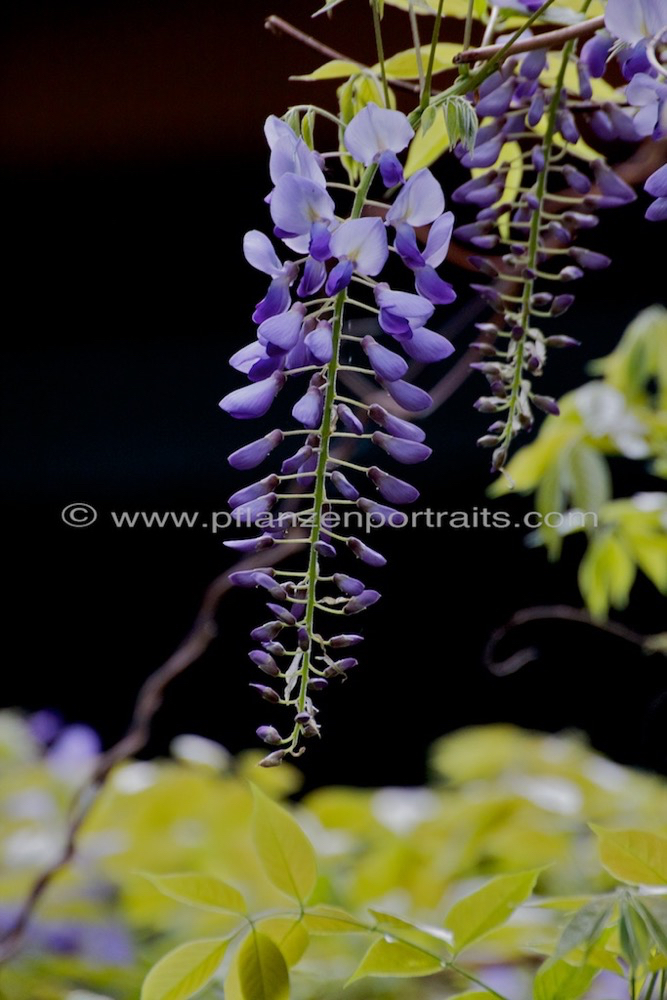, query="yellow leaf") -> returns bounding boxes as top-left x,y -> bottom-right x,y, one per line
373,43 -> 459,80
141,938 -> 229,1000
405,112 -> 449,177
347,937 -> 443,982
303,904 -> 370,934
292,59 -> 362,82
251,784 -> 317,903
592,827 -> 667,886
